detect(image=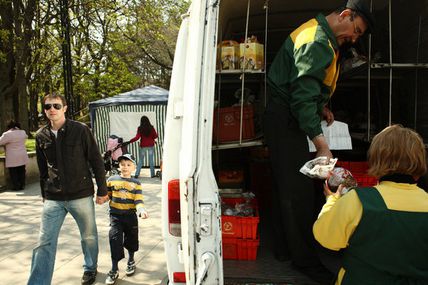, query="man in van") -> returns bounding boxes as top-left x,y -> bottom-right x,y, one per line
263,0 -> 374,283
